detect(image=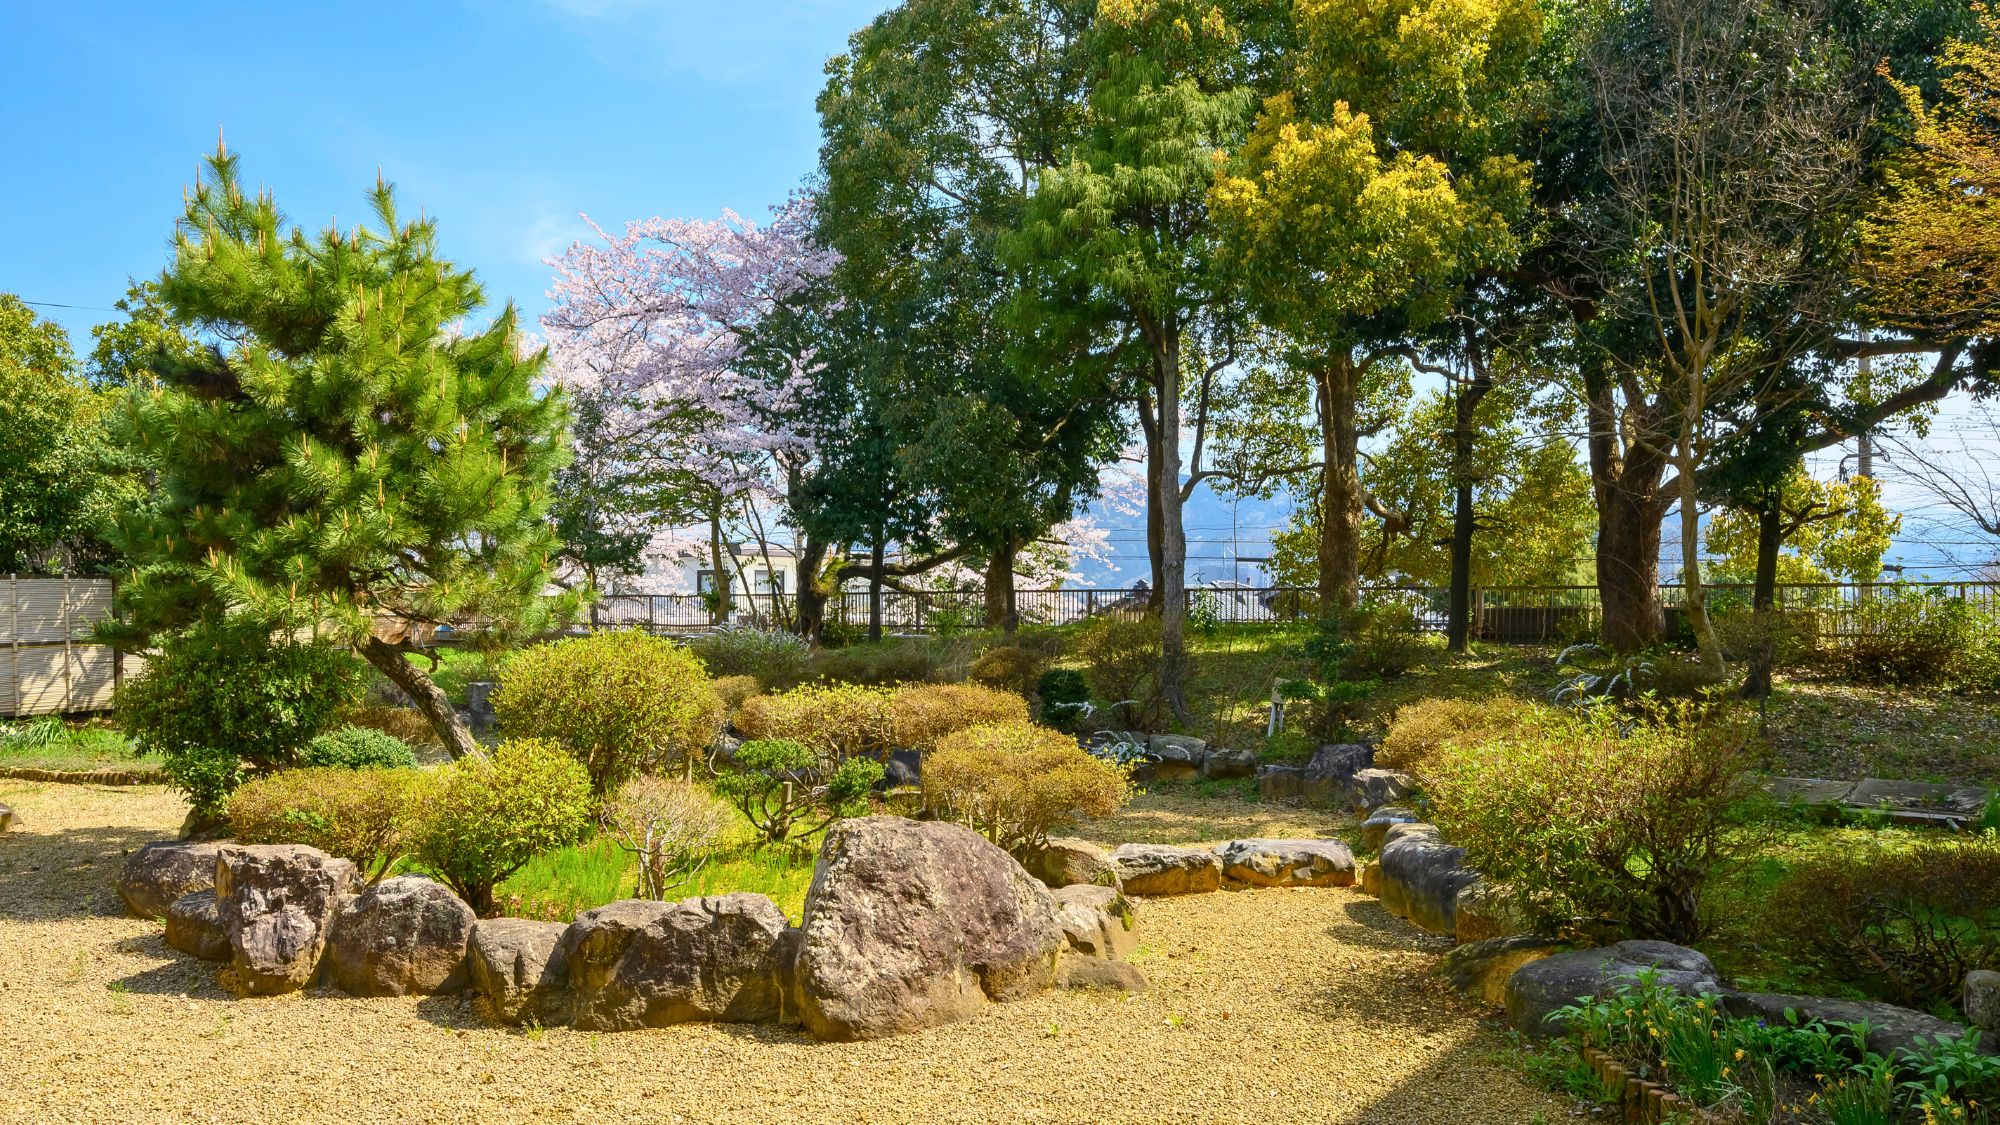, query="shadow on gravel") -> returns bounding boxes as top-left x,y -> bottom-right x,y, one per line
0,821 -> 167,922
110,953 -> 226,998
1329,897 -> 1444,951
